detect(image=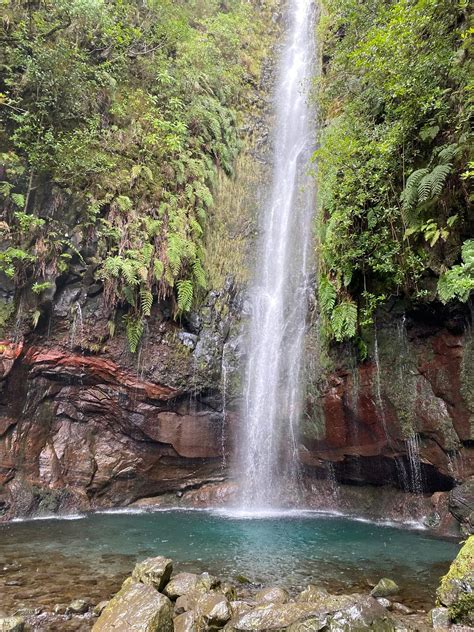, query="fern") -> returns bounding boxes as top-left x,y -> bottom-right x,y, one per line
192,259 -> 207,289
139,288 -> 153,316
153,259 -> 164,281
176,279 -> 193,312
429,164 -> 452,197
331,300 -> 357,342
435,143 -> 460,165
401,168 -> 429,214
124,315 -> 144,353
319,275 -> 337,314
